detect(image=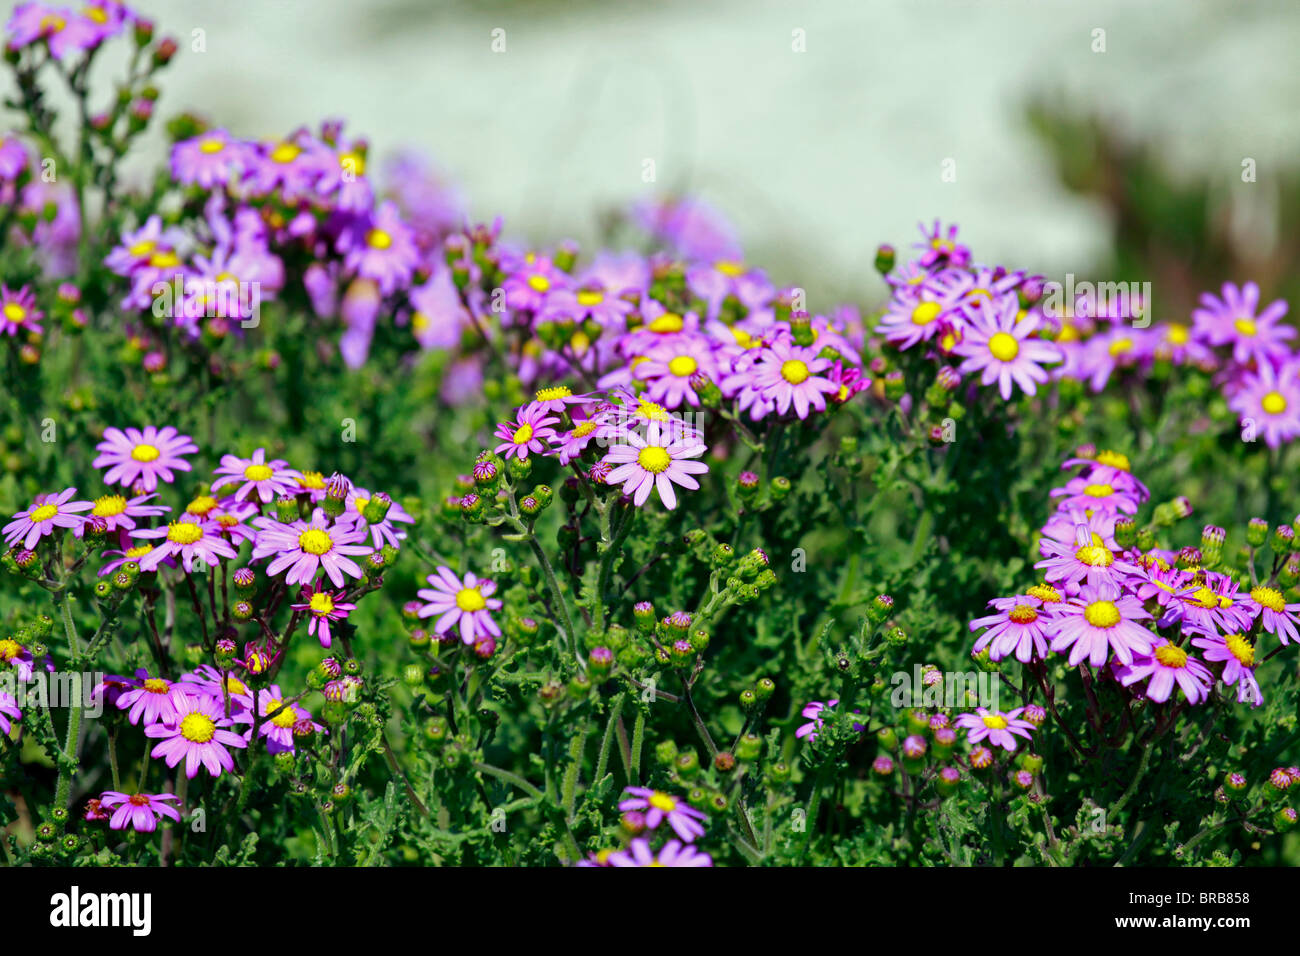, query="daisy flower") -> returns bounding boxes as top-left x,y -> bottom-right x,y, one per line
618,787 -> 708,842
417,567 -> 503,644
969,594 -> 1057,663
290,583 -> 355,648
210,449 -> 302,503
1226,358 -> 1300,449
98,541 -> 171,578
914,219 -> 971,269
178,665 -> 254,711
633,336 -> 720,410
249,686 -> 323,754
1242,585 -> 1300,645
93,425 -> 198,492
953,707 -> 1037,752
251,509 -> 373,588
1049,474 -> 1141,515
601,420 -> 708,510
1191,281 -> 1294,365
112,672 -> 183,726
74,492 -> 168,537
750,338 -> 840,419
170,129 -> 249,190
0,284 -> 43,335
551,417 -> 603,465
953,295 -> 1061,400
1116,639 -> 1213,705
340,201 -> 419,295
1035,521 -> 1139,590
131,517 -> 237,574
145,689 -> 248,778
97,792 -> 183,834
1051,583 -> 1156,667
607,838 -> 713,867
3,488 -> 93,549
874,287 -> 959,351
493,402 -> 560,460
1191,632 -> 1262,707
